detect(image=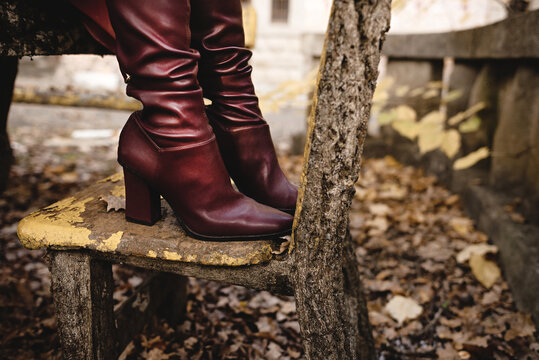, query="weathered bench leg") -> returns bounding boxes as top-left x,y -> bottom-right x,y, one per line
50,251 -> 117,360
114,272 -> 188,351
156,273 -> 188,326
0,56 -> 18,192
